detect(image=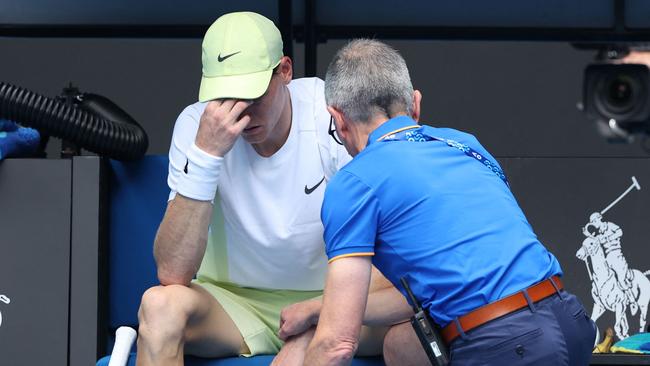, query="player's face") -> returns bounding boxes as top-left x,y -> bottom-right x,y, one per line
239,57 -> 293,146
238,73 -> 285,144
